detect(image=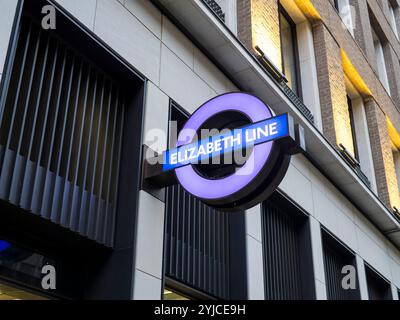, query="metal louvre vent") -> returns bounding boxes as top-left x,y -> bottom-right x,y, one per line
322,232 -> 359,300
323,246 -> 350,300
262,194 -> 315,300
164,184 -> 230,299
281,82 -> 314,123
202,0 -> 225,22
262,199 -> 302,299
365,265 -> 392,300
0,17 -> 126,246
